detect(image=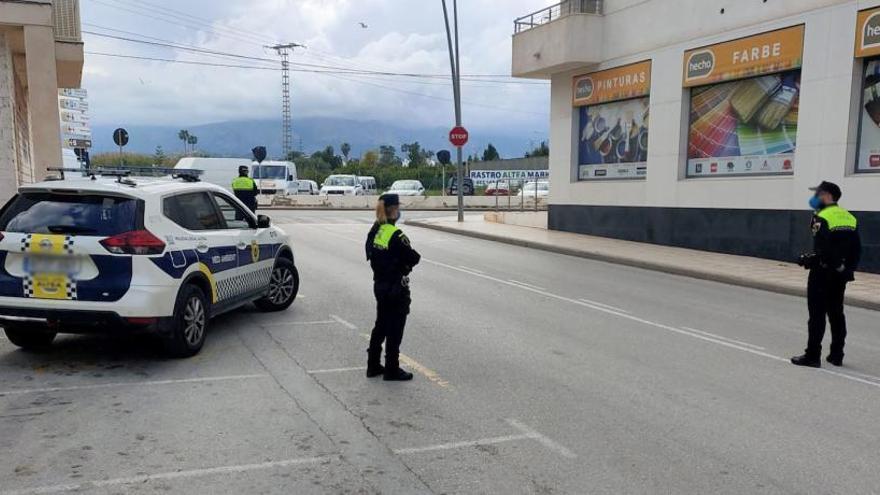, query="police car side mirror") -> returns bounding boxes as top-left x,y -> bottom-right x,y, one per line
257,215 -> 271,228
